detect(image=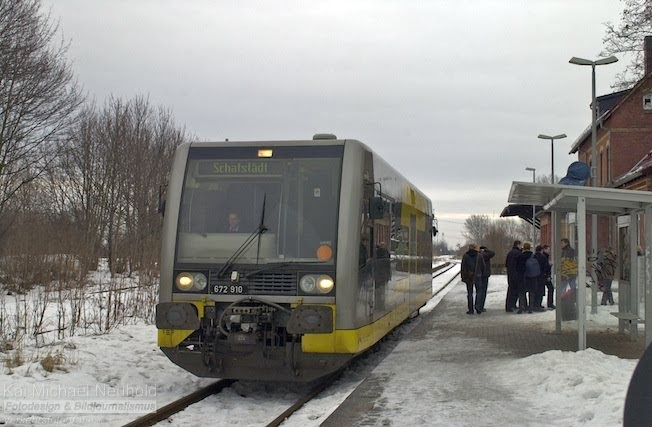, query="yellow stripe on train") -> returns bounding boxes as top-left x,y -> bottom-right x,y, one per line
302,302 -> 410,353
158,301 -> 209,348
